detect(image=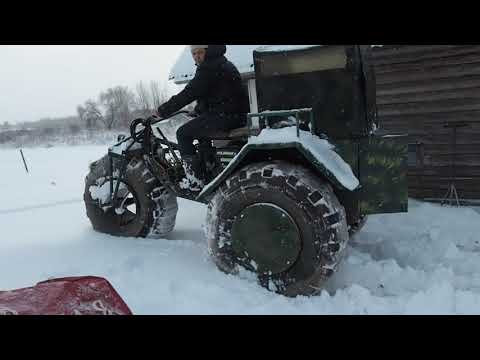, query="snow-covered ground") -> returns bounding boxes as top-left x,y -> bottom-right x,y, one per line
1,145 -> 480,314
